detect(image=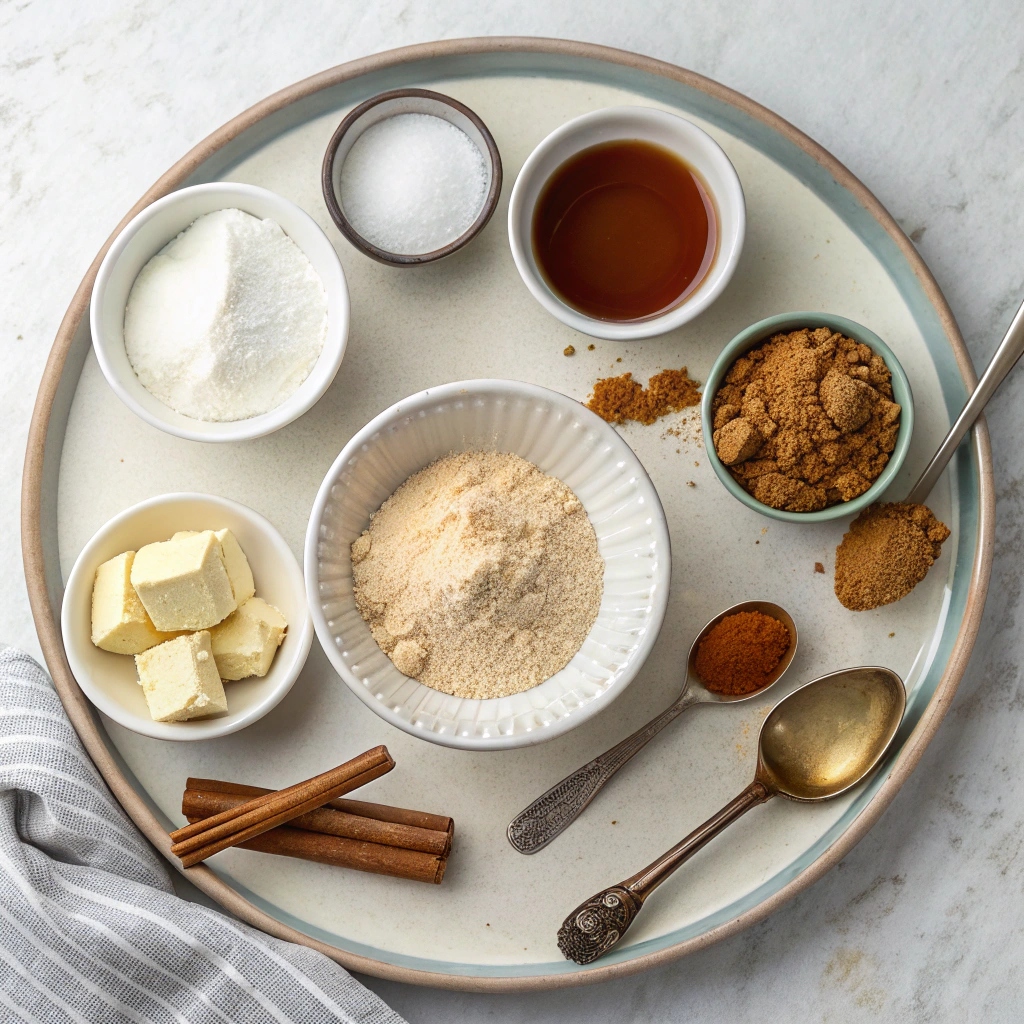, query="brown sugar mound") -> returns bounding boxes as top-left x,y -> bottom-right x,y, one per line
834,502 -> 951,611
586,367 -> 701,425
711,327 -> 901,512
693,610 -> 791,695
